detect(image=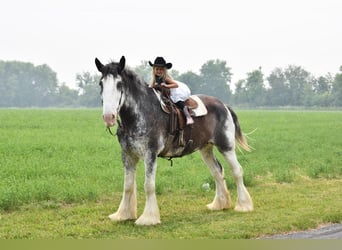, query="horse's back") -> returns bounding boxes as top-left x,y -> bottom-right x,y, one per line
196,94 -> 227,108
195,94 -> 230,121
